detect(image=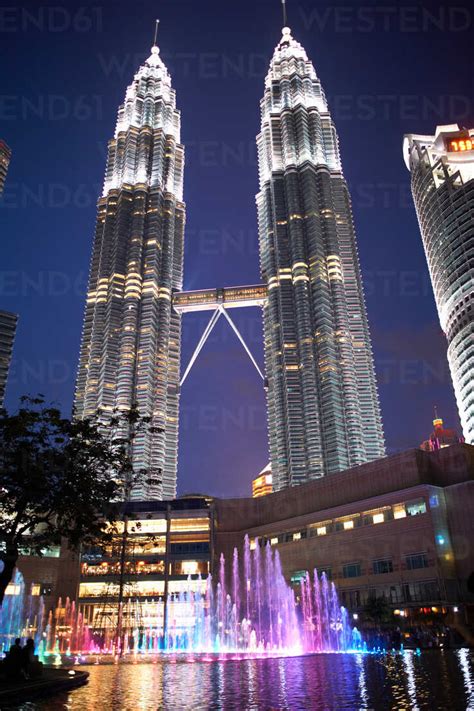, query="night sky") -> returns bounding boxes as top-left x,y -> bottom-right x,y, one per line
1,0 -> 472,497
